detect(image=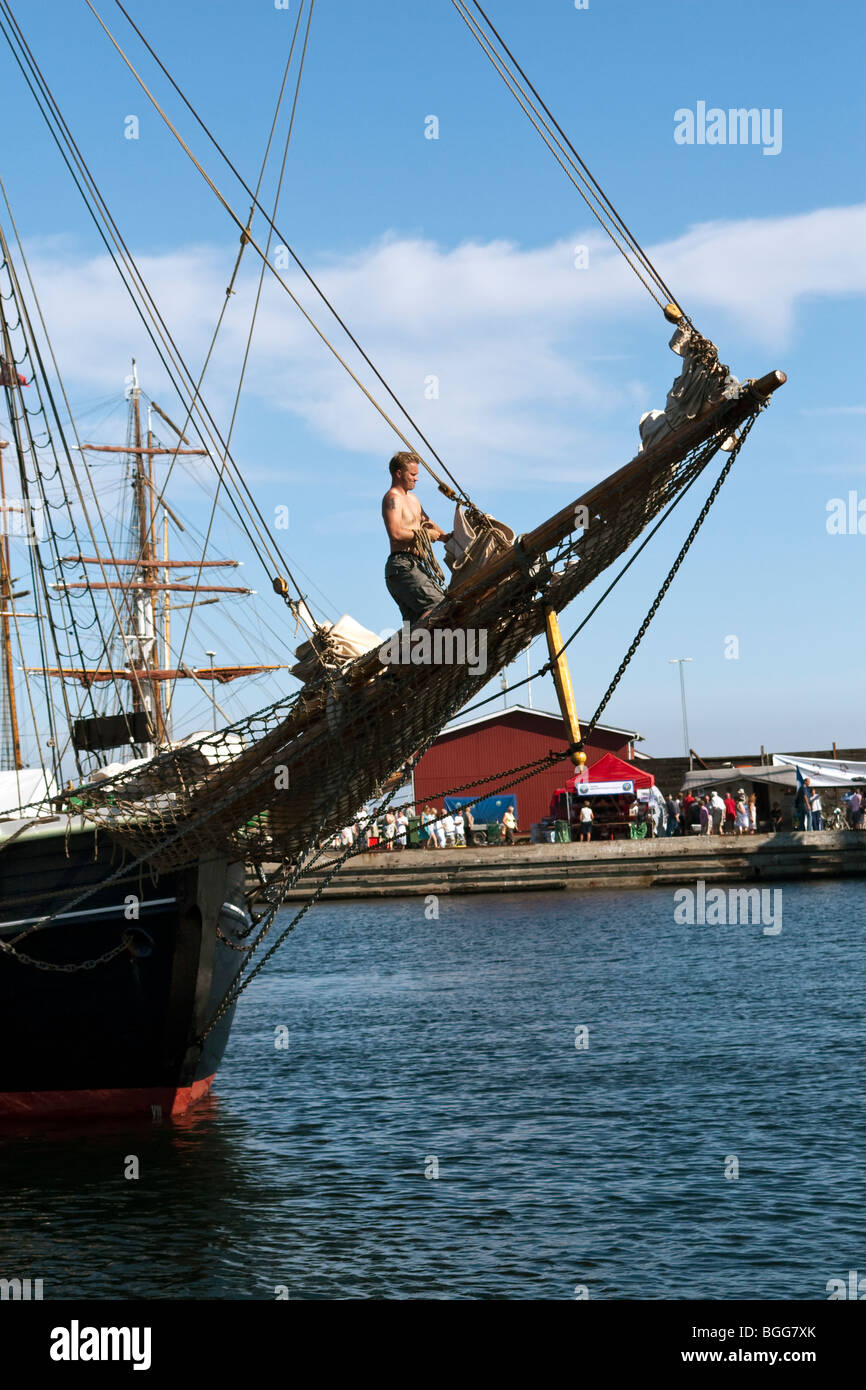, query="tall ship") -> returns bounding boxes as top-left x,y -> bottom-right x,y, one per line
0,1 -> 785,1119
